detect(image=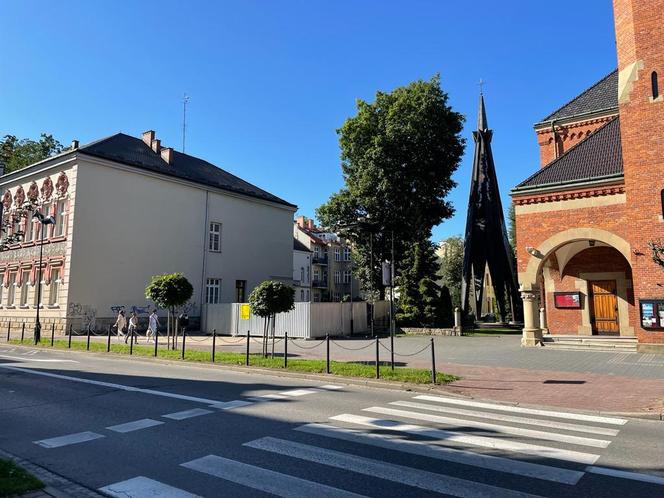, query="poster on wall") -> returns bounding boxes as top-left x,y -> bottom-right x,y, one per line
554,292 -> 582,309
640,300 -> 664,330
